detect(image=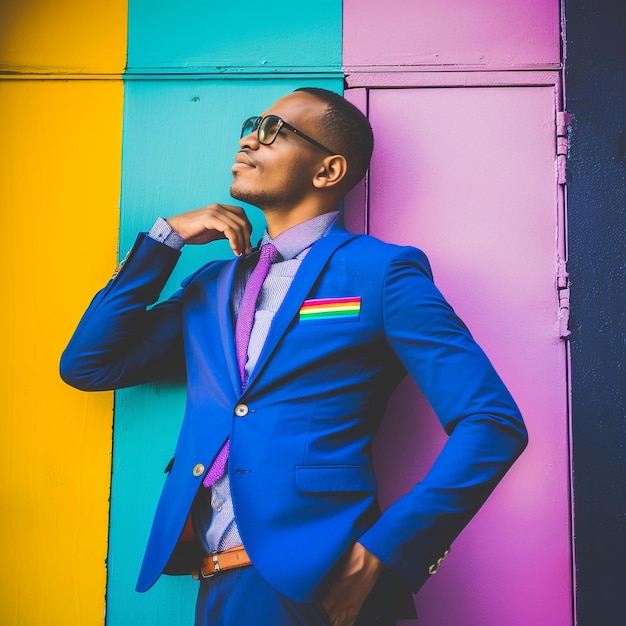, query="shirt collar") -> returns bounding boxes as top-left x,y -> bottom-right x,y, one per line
260,211 -> 339,261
